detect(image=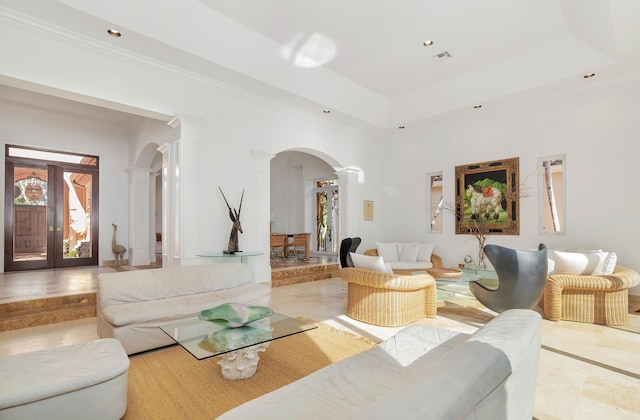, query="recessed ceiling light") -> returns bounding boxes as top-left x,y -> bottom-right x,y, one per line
473,105 -> 482,109
583,73 -> 596,79
398,126 -> 405,129
107,29 -> 122,38
322,109 -> 331,114
423,40 -> 434,47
